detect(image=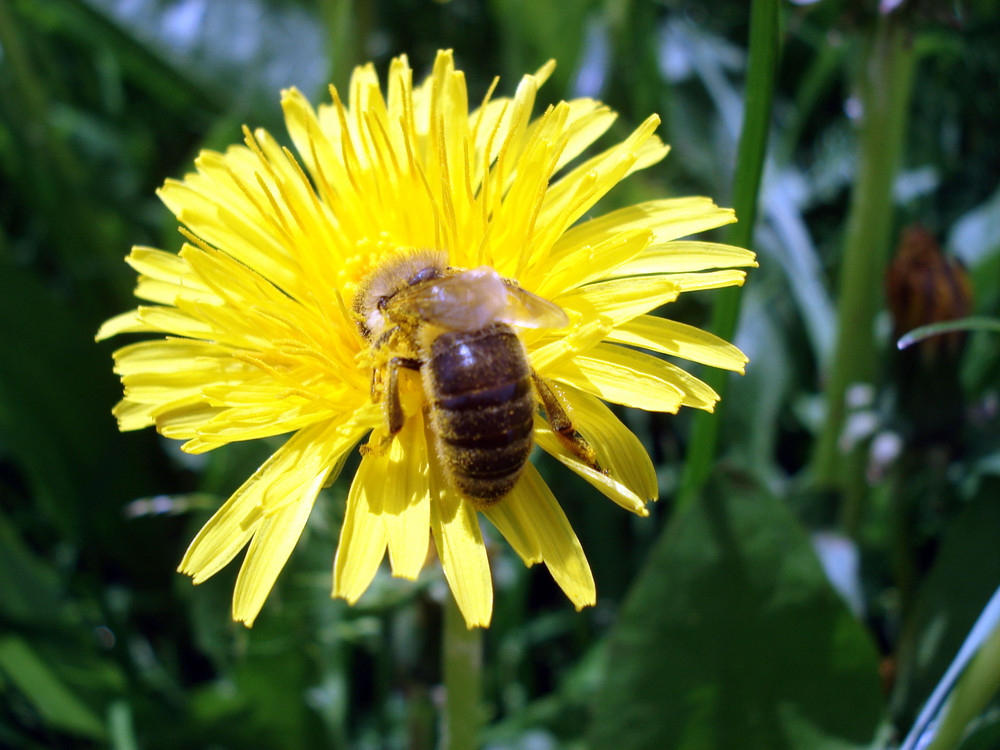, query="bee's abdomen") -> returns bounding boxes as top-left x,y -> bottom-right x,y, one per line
427,323 -> 534,505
